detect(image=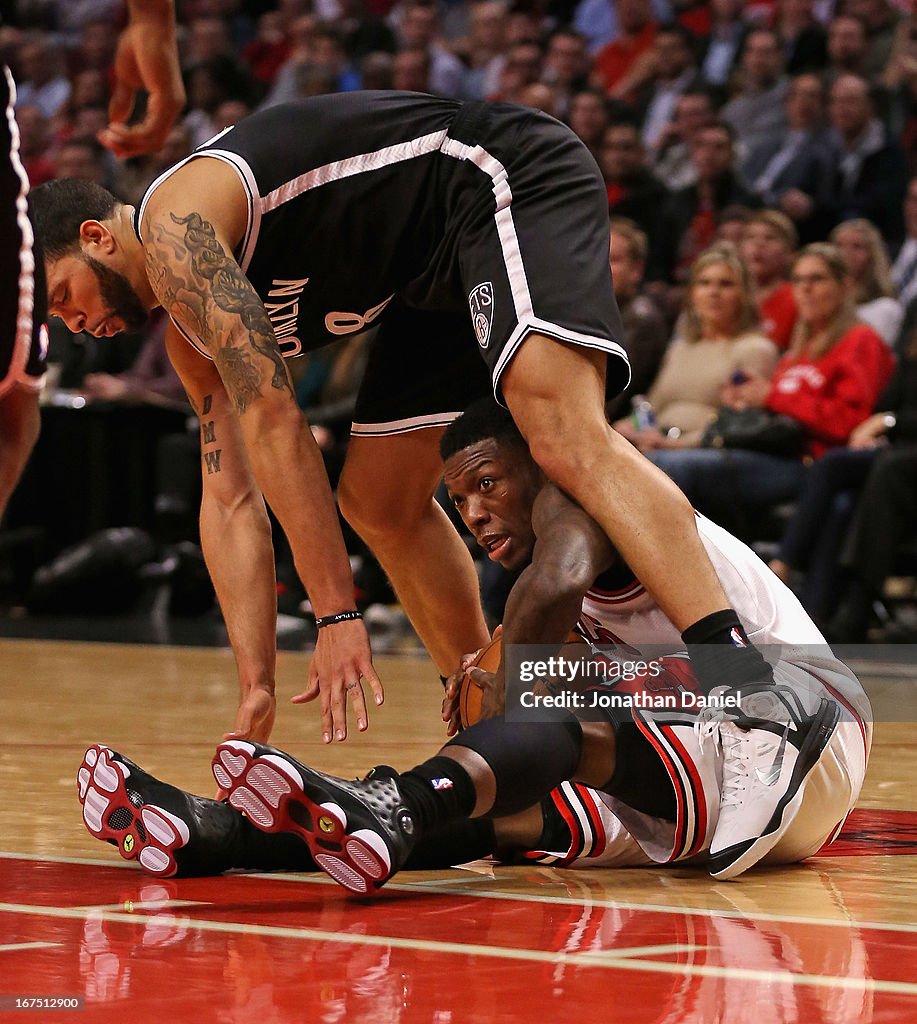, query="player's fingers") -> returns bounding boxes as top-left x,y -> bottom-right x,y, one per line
346,679 -> 368,732
360,663 -> 384,706
466,667 -> 490,690
329,682 -> 349,742
441,691 -> 458,722
319,688 -> 334,744
290,675 -> 320,704
460,650 -> 481,671
447,706 -> 462,737
107,82 -> 133,128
